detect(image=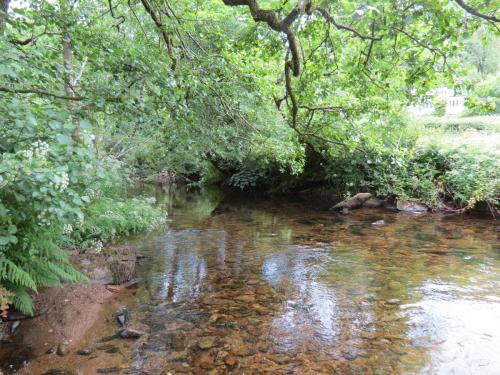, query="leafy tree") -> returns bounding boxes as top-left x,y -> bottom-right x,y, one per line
0,0 -> 498,313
